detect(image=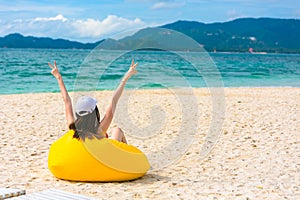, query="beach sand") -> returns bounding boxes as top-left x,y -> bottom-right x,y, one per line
0,88 -> 299,199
